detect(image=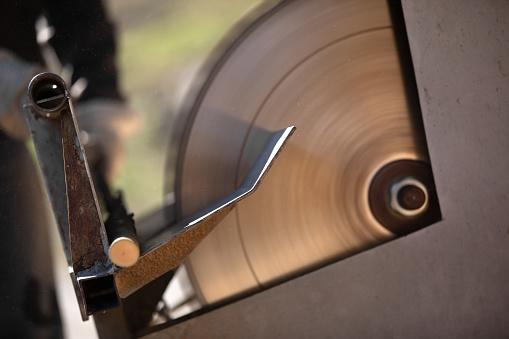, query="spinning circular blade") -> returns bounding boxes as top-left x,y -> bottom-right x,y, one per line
174,0 -> 432,305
